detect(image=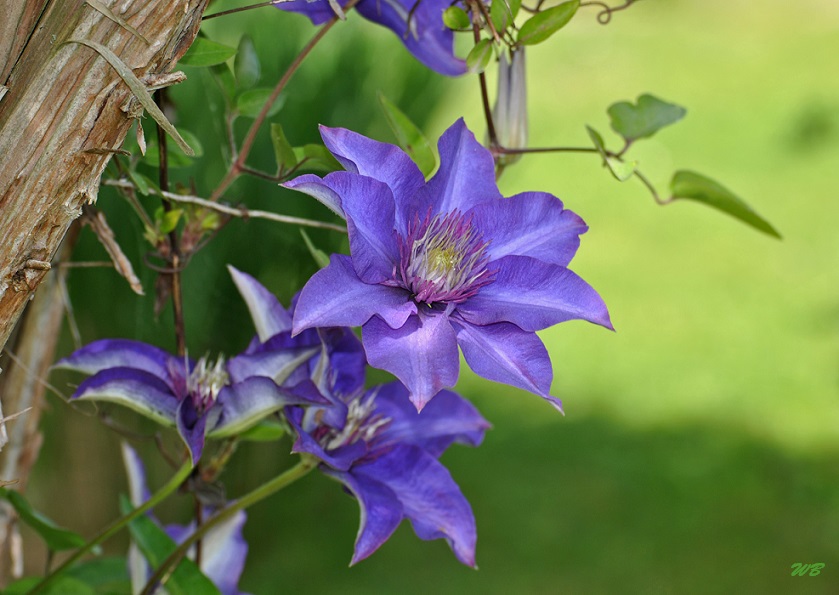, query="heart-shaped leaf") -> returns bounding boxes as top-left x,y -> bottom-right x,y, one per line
608,94 -> 687,142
